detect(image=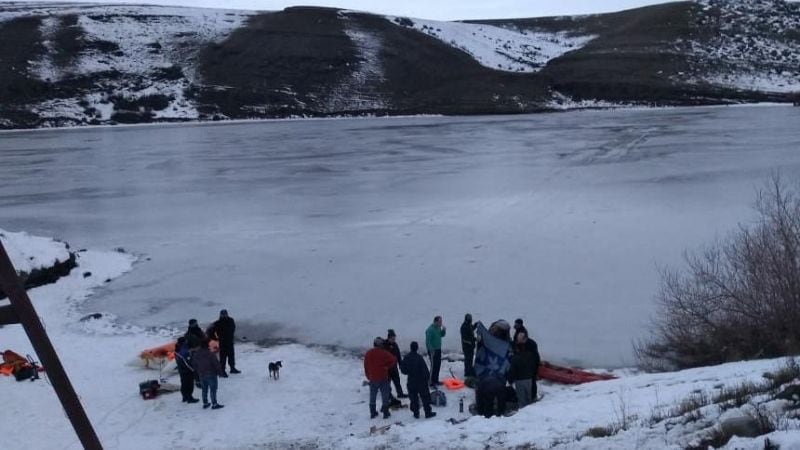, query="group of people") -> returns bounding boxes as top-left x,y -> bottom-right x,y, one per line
363,314 -> 541,420
473,317 -> 541,418
174,309 -> 240,410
